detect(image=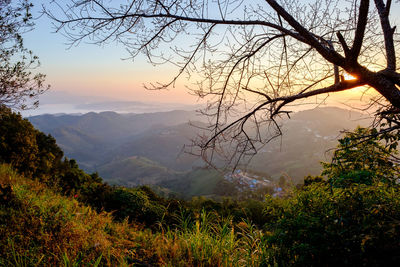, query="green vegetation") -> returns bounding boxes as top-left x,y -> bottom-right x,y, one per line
29,107 -> 367,186
322,127 -> 400,187
0,164 -> 143,266
264,183 -> 400,265
0,164 -> 272,266
0,0 -> 48,110
2,107 -> 400,265
158,168 -> 225,199
99,156 -> 180,186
